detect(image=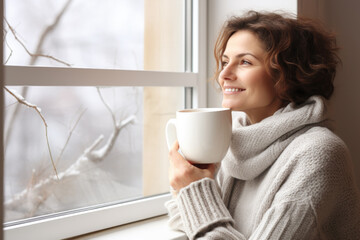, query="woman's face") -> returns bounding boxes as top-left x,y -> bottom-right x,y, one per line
219,30 -> 282,123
